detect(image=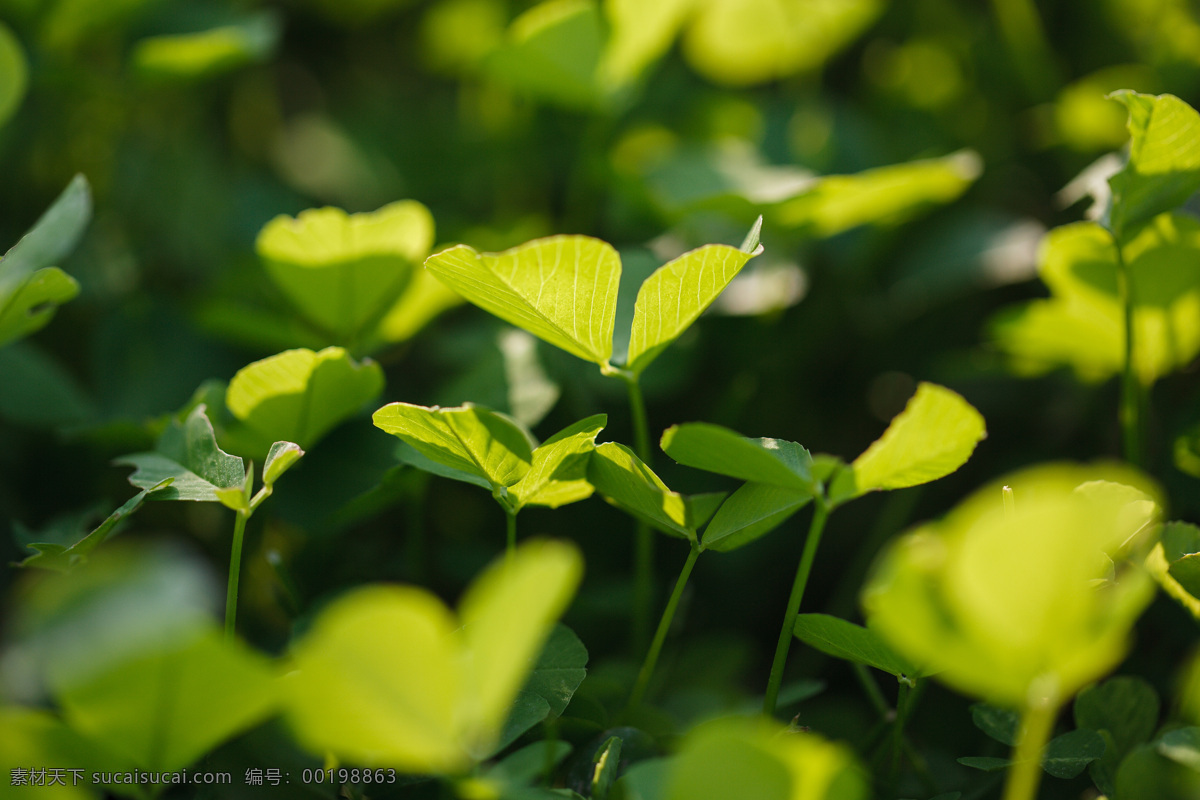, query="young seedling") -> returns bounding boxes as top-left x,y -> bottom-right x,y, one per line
373,401 -> 606,556
424,218 -> 763,647
115,404 -> 304,639
660,382 -> 986,716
